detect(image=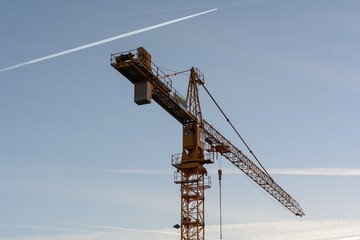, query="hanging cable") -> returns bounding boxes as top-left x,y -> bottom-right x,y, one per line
159,69 -> 190,79
201,84 -> 272,179
217,152 -> 223,240
218,167 -> 223,240
158,66 -> 190,76
158,65 -> 178,72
